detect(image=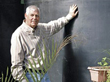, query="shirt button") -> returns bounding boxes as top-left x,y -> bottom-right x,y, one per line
34,36 -> 36,38
32,30 -> 35,33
